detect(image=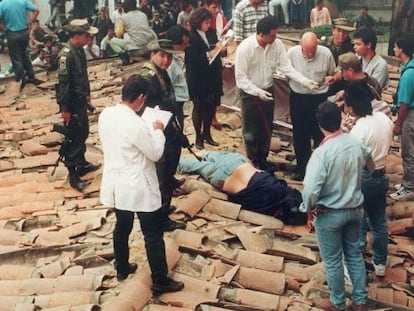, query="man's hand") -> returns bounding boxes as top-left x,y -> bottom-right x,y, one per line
62,112 -> 71,125
153,120 -> 164,131
257,89 -> 274,101
304,80 -> 319,90
306,212 -> 315,232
